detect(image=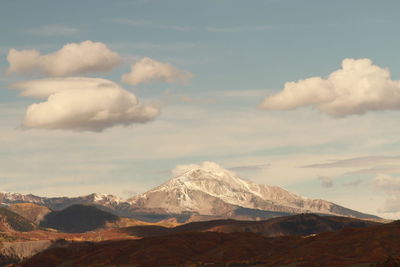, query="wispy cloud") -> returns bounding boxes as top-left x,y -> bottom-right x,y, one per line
372,174 -> 400,213
228,163 -> 270,172
343,165 -> 400,176
301,156 -> 400,169
111,18 -> 191,32
27,25 -> 79,36
343,179 -> 363,188
206,25 -> 272,32
110,42 -> 196,52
